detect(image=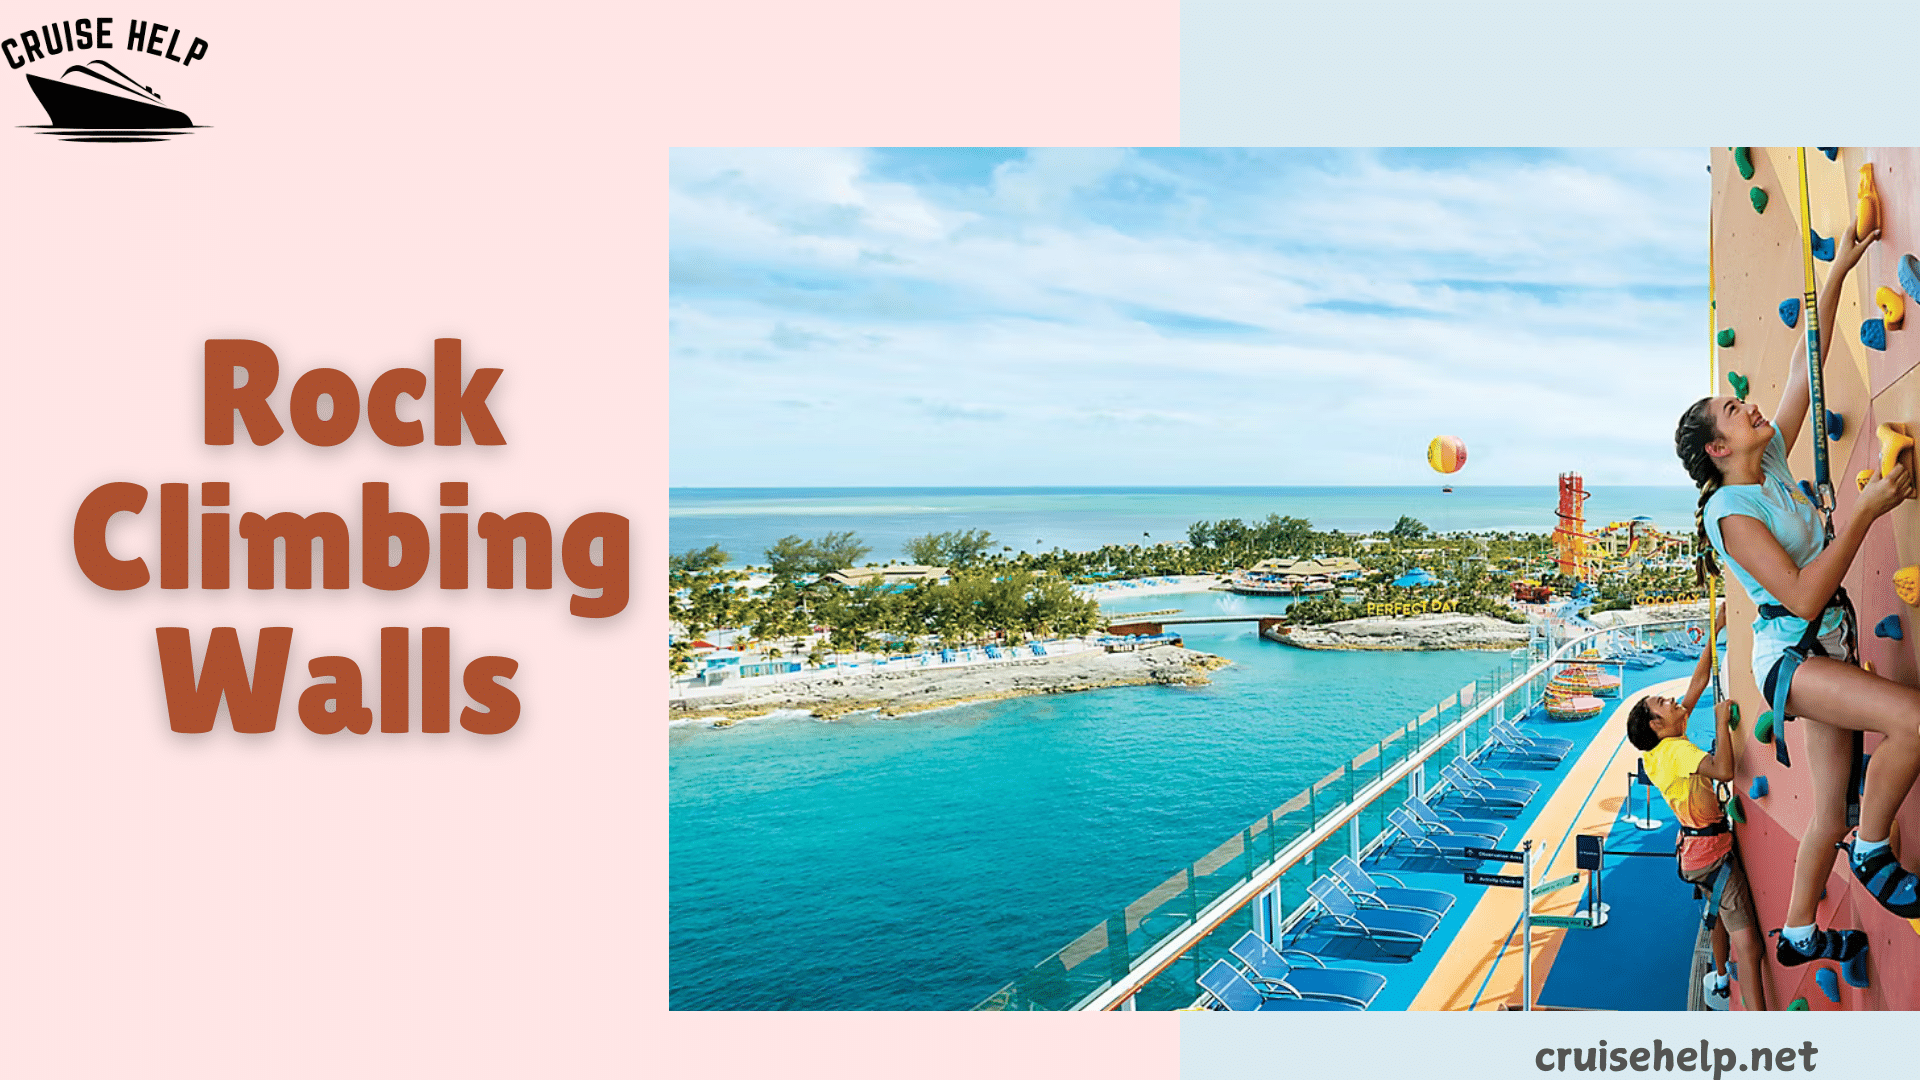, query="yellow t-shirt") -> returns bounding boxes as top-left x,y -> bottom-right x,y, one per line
1644,736 -> 1732,871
